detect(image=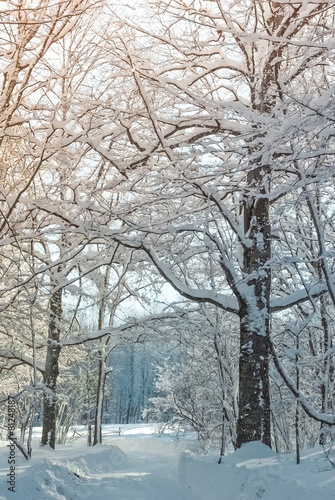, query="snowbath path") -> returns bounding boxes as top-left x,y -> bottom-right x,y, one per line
0,424 -> 335,499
